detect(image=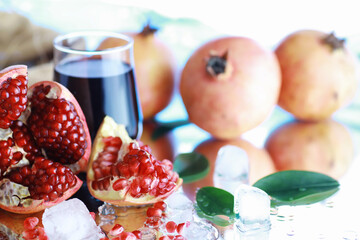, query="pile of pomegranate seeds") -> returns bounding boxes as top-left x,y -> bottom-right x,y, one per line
145,201 -> 189,240
28,84 -> 87,165
8,156 -> 77,201
22,217 -> 48,240
0,74 -> 27,129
